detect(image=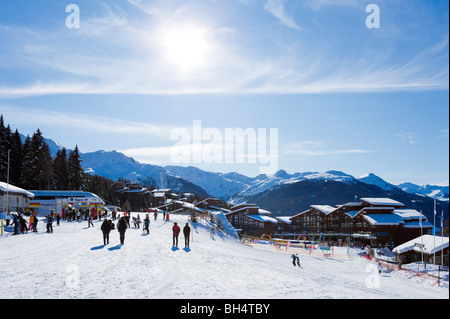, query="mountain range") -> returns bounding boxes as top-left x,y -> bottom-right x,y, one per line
41,136 -> 449,222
